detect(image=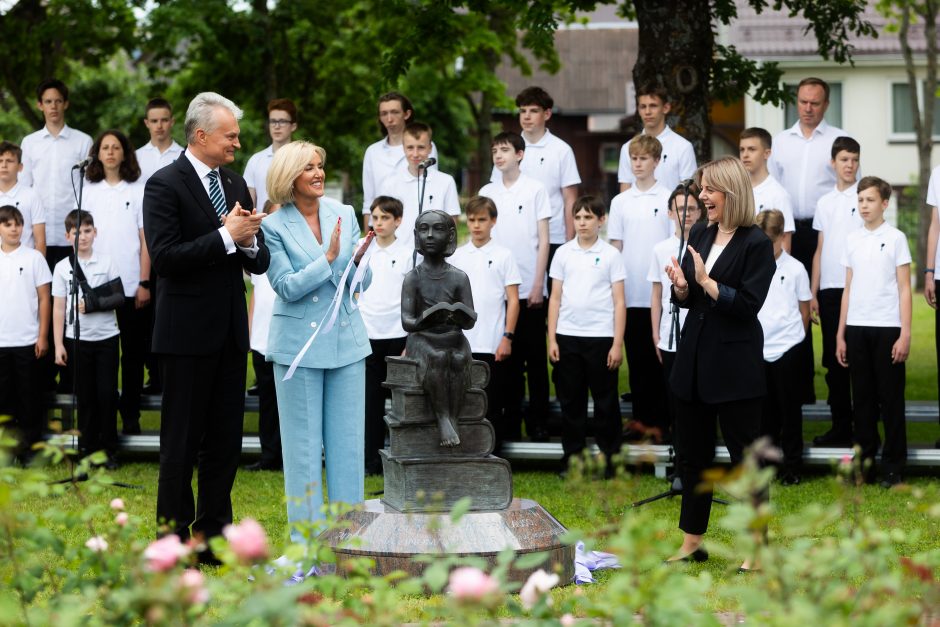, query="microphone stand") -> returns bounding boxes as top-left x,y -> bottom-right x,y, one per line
633,182 -> 727,509
413,163 -> 430,268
